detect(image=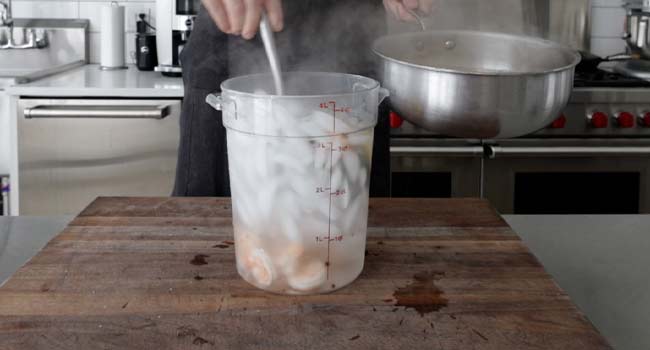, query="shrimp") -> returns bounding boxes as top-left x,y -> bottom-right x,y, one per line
236,232 -> 275,288
286,259 -> 327,292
